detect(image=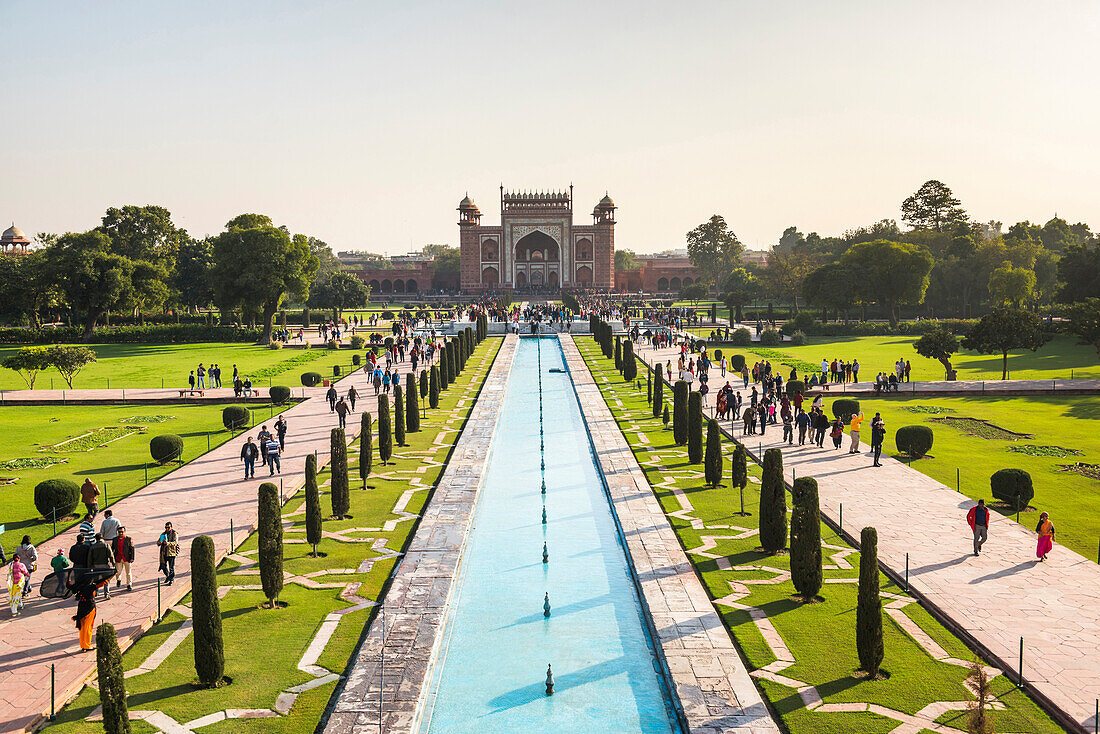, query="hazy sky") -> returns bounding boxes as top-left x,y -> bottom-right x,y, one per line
3,1 -> 1098,253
